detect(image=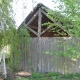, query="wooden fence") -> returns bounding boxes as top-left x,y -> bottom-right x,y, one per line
19,37 -> 80,74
